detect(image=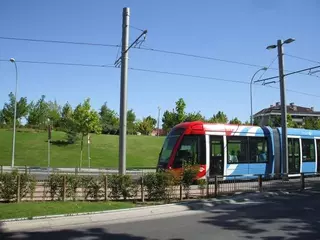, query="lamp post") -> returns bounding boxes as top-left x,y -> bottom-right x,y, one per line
10,58 -> 18,168
266,38 -> 295,175
250,67 -> 267,125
